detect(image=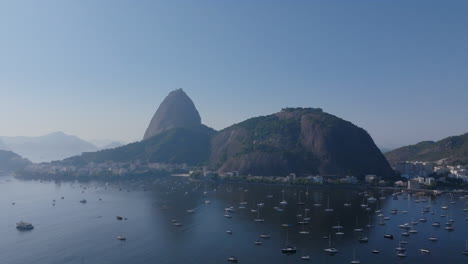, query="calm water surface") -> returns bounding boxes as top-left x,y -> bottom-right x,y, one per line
0,176 -> 467,264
